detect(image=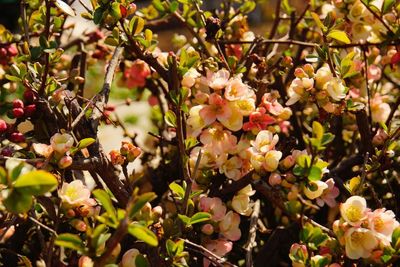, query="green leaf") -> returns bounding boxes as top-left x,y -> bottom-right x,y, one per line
165,110 -> 177,127
93,189 -> 117,223
383,0 -> 395,13
152,0 -> 166,12
55,0 -> 76,16
239,2 -> 256,13
128,223 -> 158,246
297,154 -> 311,168
312,121 -> 324,140
169,182 -> 185,198
321,133 -> 335,146
129,192 -> 157,218
135,254 -> 150,267
170,1 -> 179,12
4,190 -> 33,213
308,166 -> 322,181
327,30 -> 351,44
77,138 -> 95,149
178,214 -> 191,225
55,233 -> 85,252
130,16 -> 145,35
5,74 -> 22,82
14,170 -> 58,196
311,12 -> 326,32
190,212 -> 211,225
